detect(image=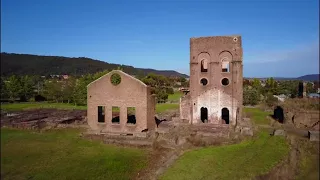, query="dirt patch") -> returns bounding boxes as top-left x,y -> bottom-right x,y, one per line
1,109 -> 87,130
